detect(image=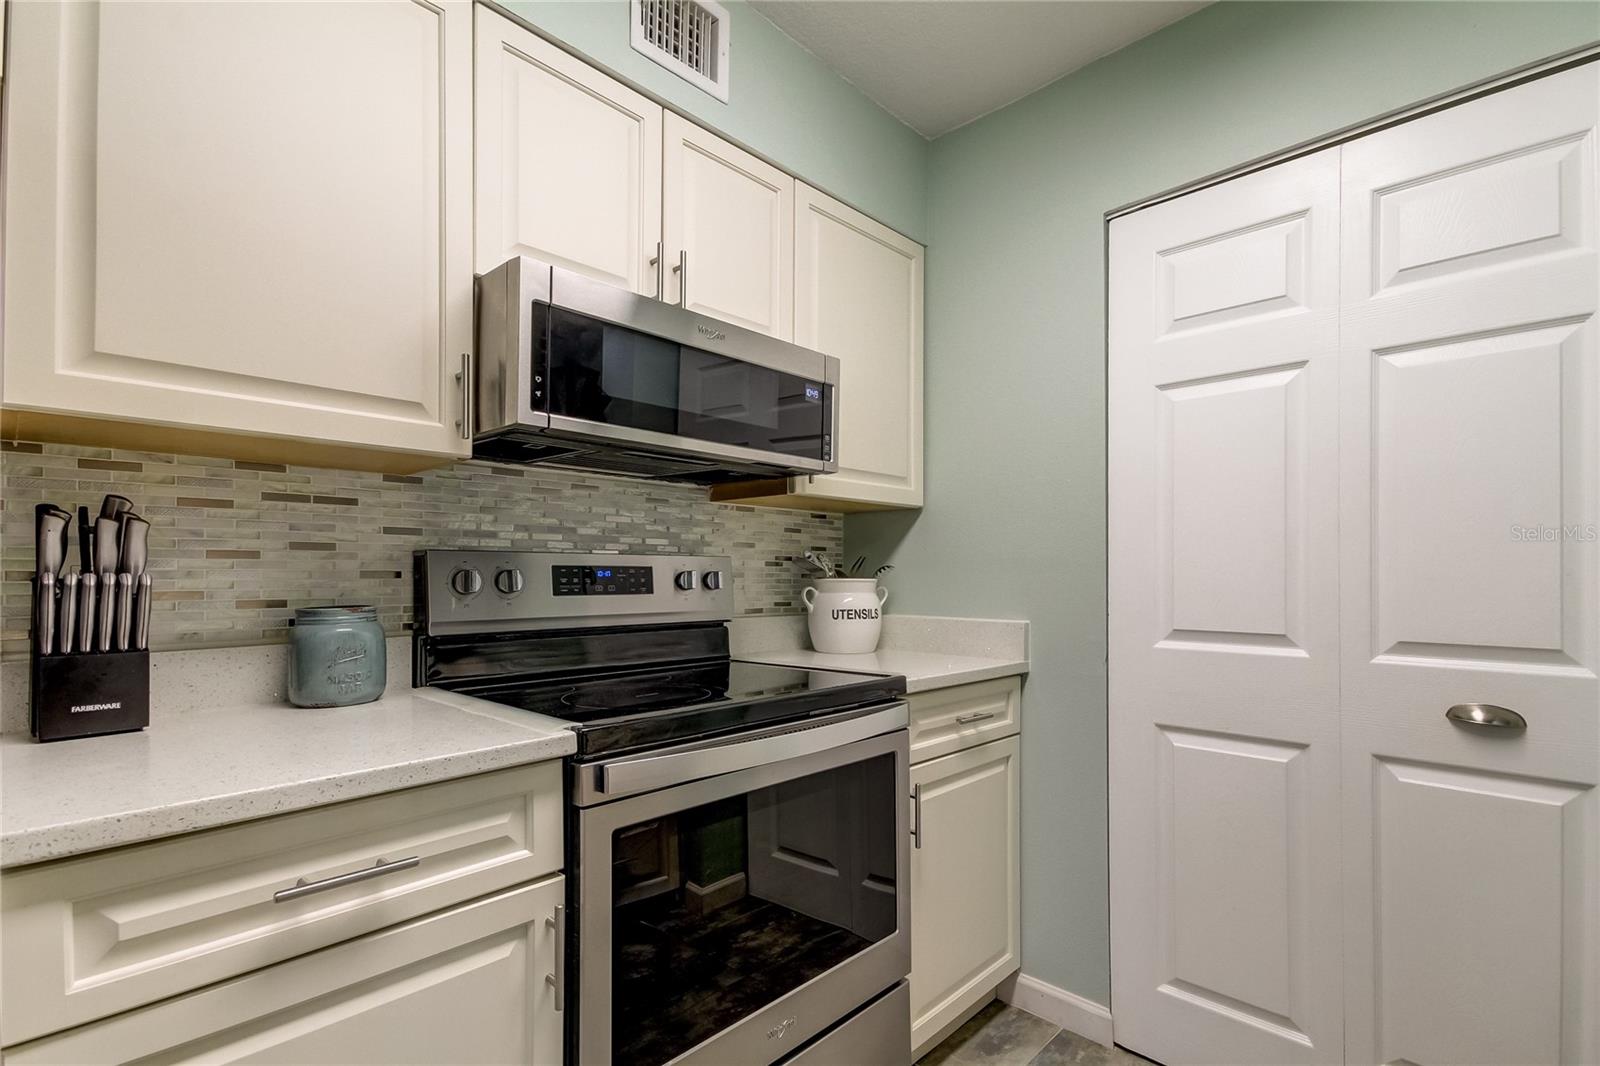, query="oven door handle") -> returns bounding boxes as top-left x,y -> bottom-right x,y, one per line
595,703 -> 908,799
